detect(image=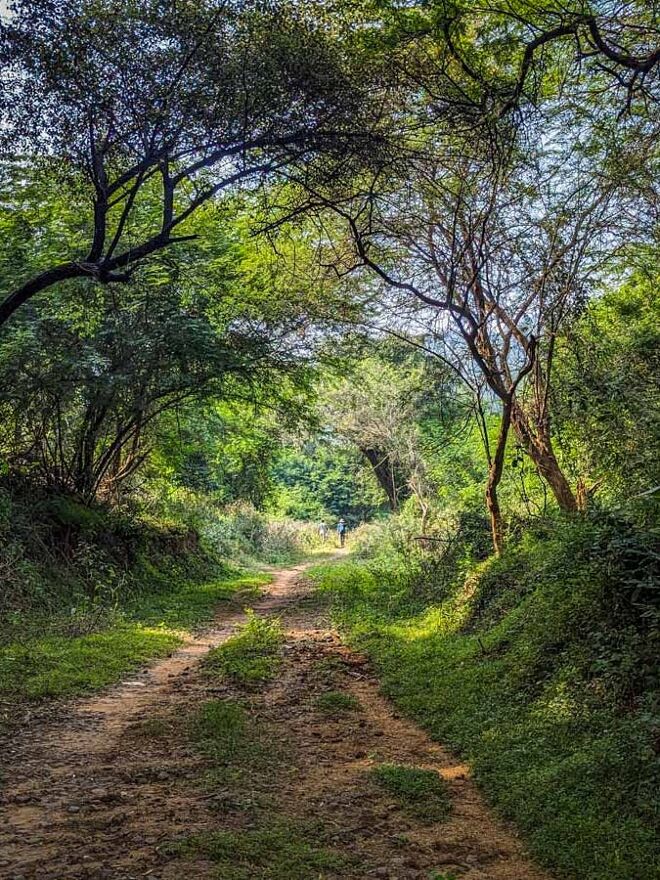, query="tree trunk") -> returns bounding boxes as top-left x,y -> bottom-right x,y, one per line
511,402 -> 577,512
360,446 -> 402,511
485,400 -> 511,556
